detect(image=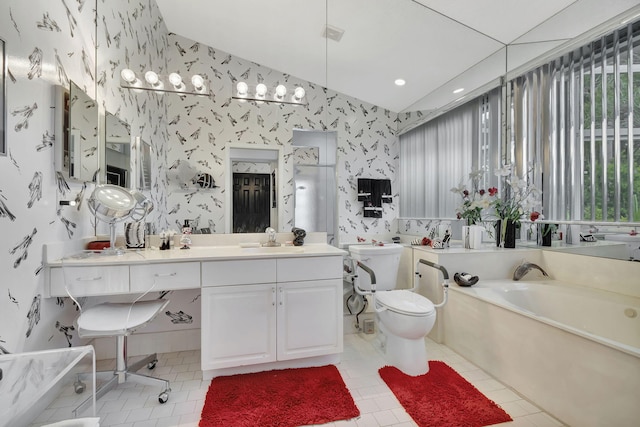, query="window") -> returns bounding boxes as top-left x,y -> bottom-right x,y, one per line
508,21 -> 640,223
399,89 -> 501,218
